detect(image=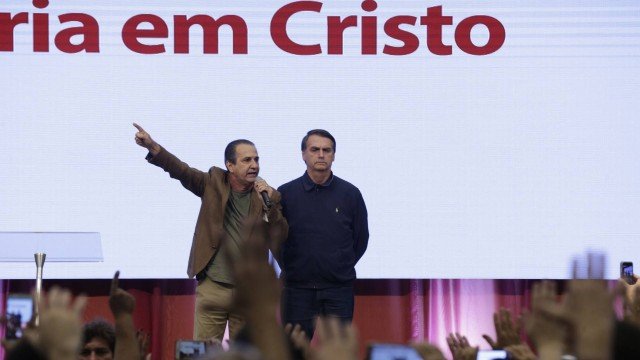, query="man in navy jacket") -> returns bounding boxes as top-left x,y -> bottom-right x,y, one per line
278,129 -> 369,340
